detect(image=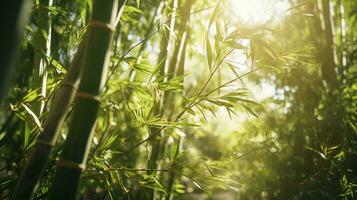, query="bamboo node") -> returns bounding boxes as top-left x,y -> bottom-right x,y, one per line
56,159 -> 85,171
61,81 -> 77,90
76,92 -> 100,102
89,21 -> 115,32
